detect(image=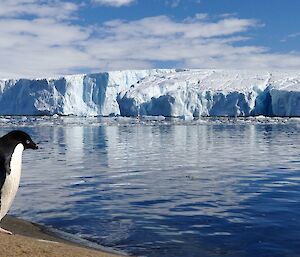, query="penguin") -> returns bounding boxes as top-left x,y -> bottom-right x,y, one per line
0,130 -> 38,234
